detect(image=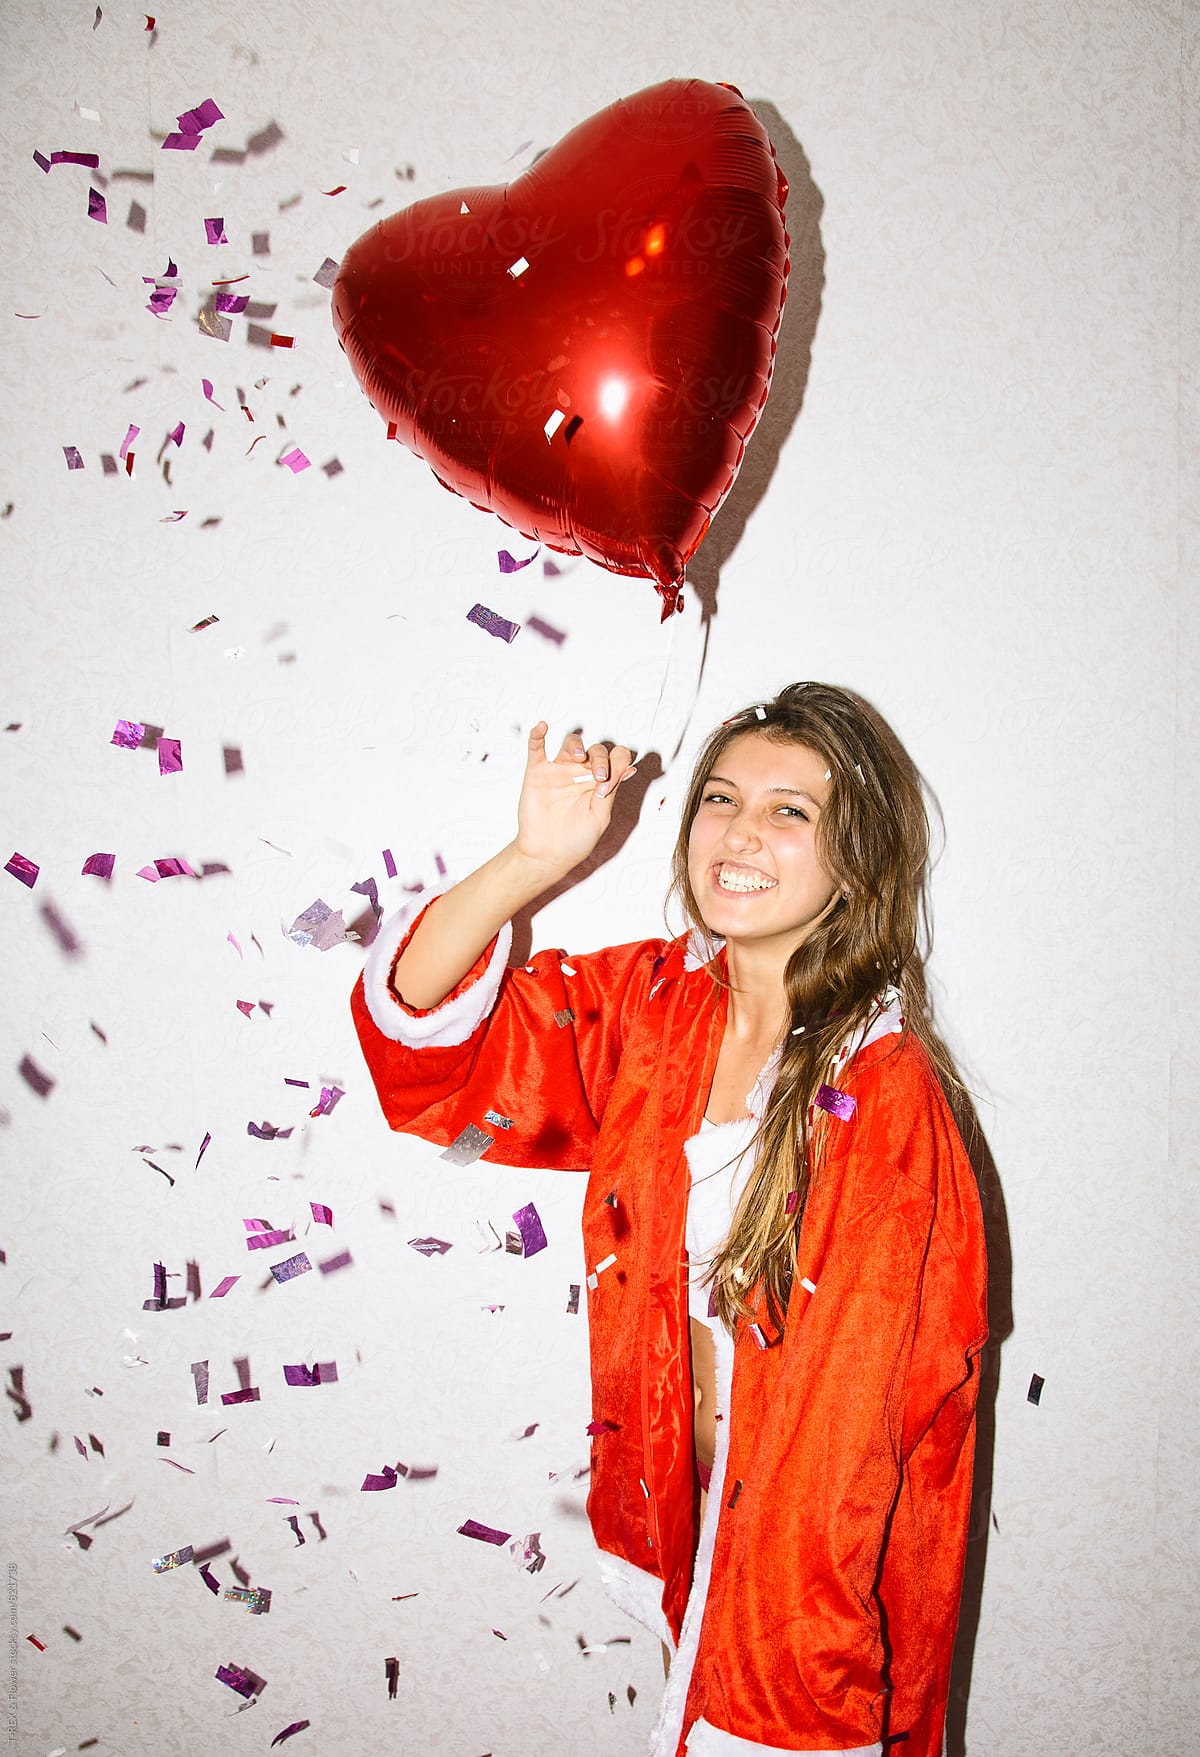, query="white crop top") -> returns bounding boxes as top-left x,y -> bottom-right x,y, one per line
684,1113 -> 759,1327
